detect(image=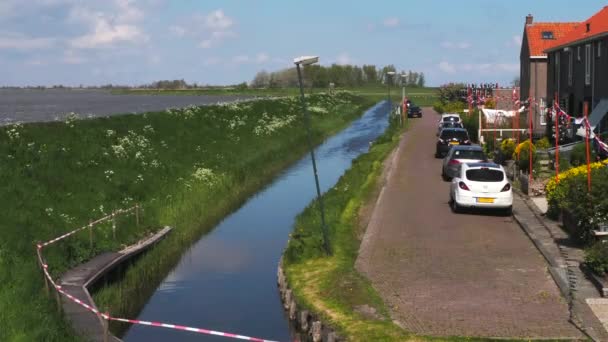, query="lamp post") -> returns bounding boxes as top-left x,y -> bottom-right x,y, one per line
386,71 -> 395,105
401,73 -> 407,124
294,55 -> 331,256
